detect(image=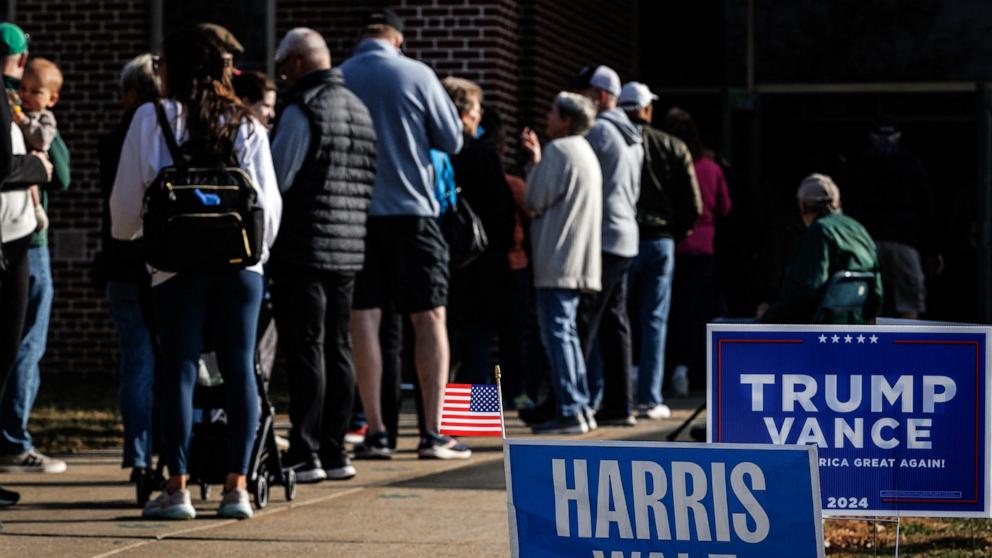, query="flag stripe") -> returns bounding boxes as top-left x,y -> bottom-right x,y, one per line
439,429 -> 502,437
442,424 -> 502,432
440,383 -> 504,438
